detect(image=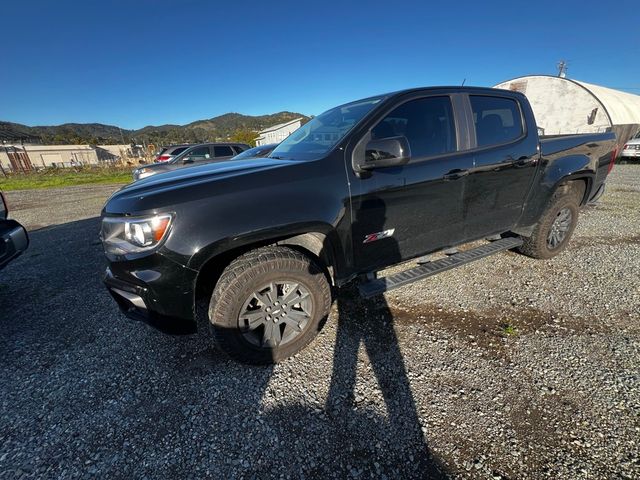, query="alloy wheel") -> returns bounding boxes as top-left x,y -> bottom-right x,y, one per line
547,207 -> 573,249
238,281 -> 313,348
